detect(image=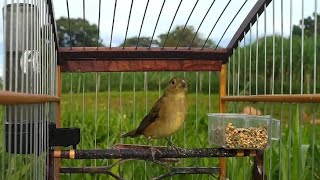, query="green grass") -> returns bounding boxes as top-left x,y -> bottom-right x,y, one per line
0,91 -> 320,179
